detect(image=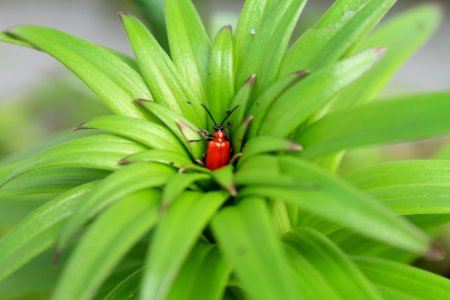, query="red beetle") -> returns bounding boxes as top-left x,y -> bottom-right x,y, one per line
197,105 -> 239,170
